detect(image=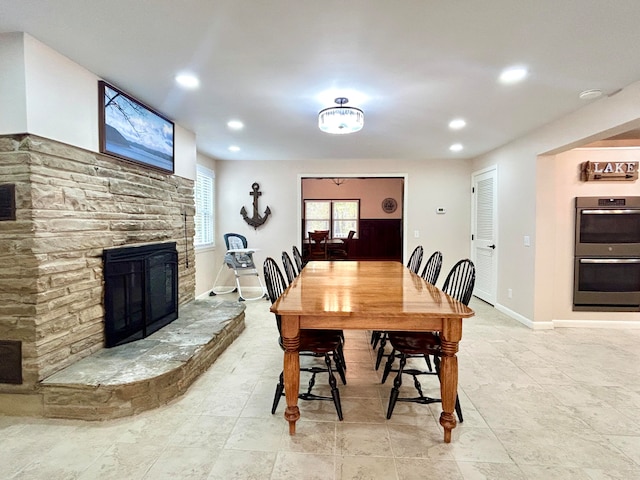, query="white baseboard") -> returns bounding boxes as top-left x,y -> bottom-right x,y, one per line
494,303 -> 640,329
553,319 -> 640,329
494,303 -> 553,330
